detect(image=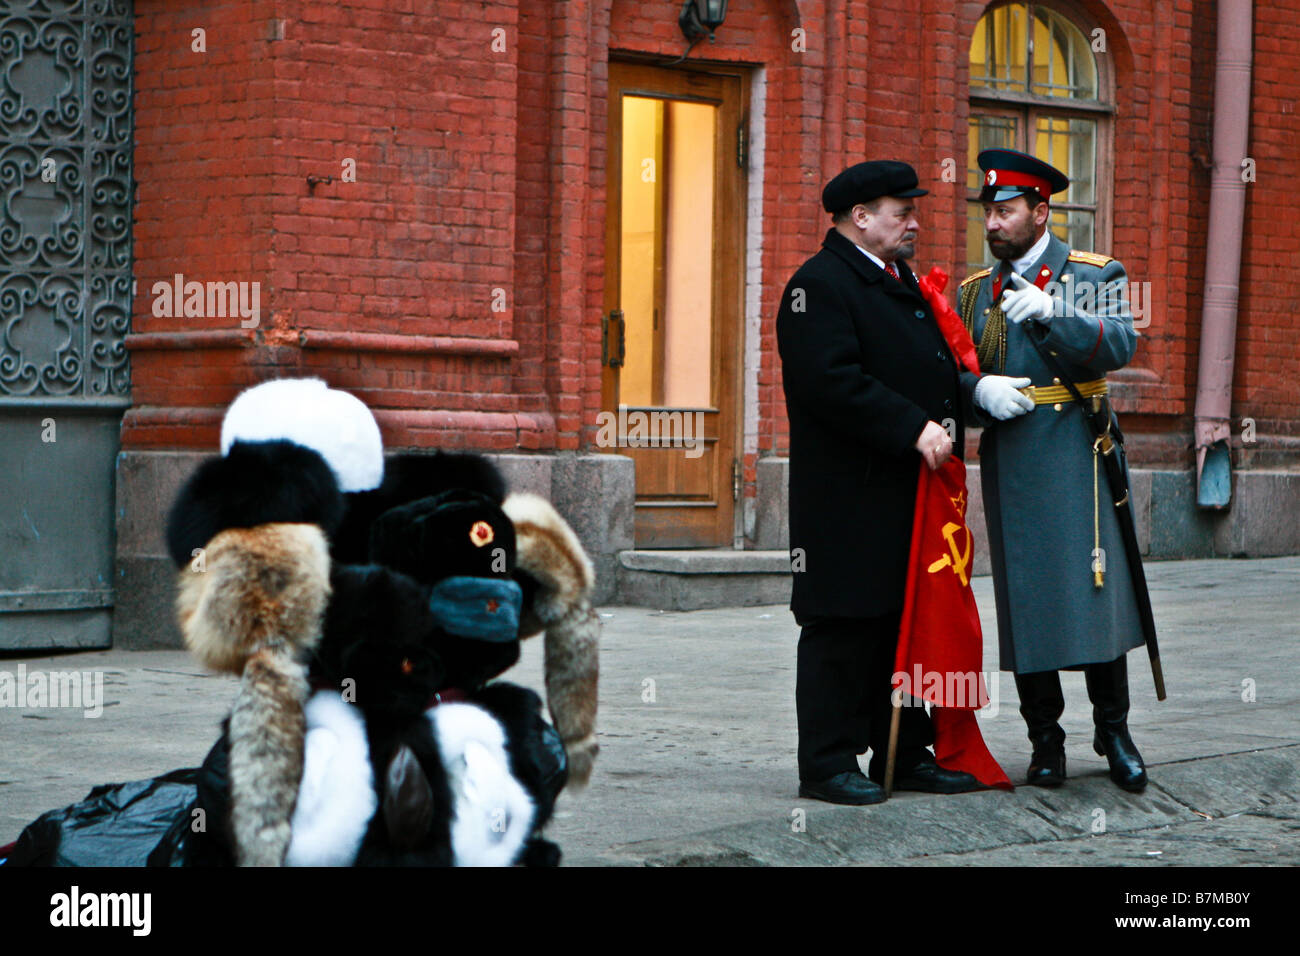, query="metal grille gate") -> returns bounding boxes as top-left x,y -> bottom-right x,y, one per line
0,1 -> 133,649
